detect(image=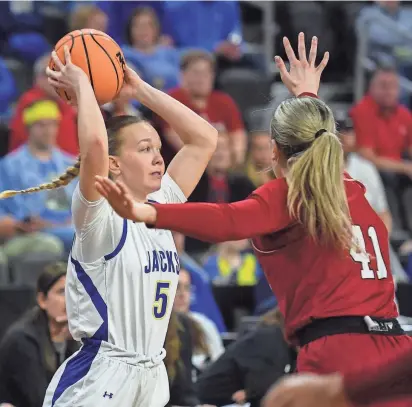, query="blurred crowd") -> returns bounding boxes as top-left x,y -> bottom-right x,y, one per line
0,1 -> 412,407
